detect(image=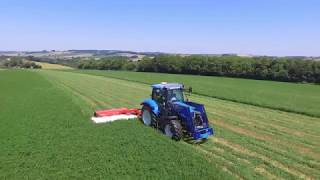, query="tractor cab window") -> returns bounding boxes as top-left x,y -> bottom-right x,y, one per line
167,89 -> 184,102
152,88 -> 163,103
